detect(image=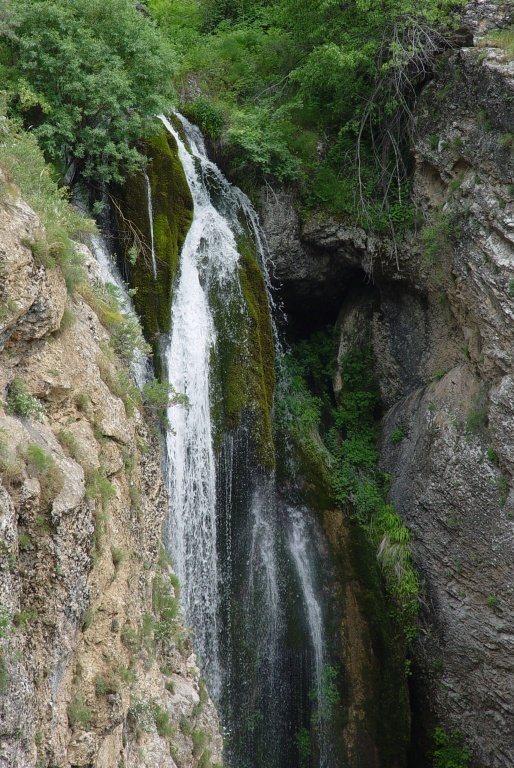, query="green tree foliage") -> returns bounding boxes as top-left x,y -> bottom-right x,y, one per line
150,0 -> 463,226
1,0 -> 176,183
